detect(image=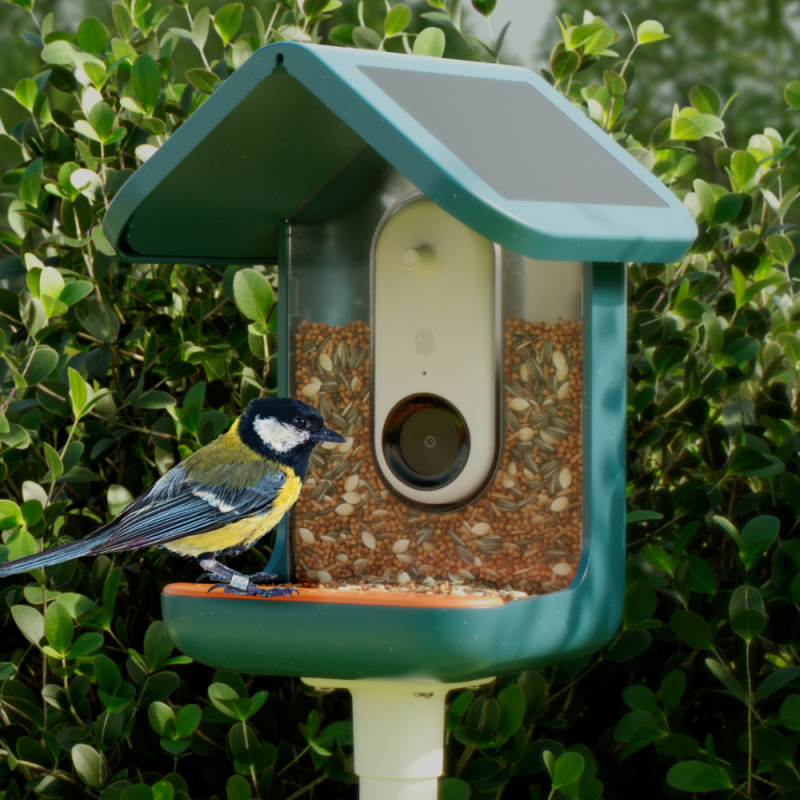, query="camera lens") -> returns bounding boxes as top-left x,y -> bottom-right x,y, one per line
382,394 -> 470,489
